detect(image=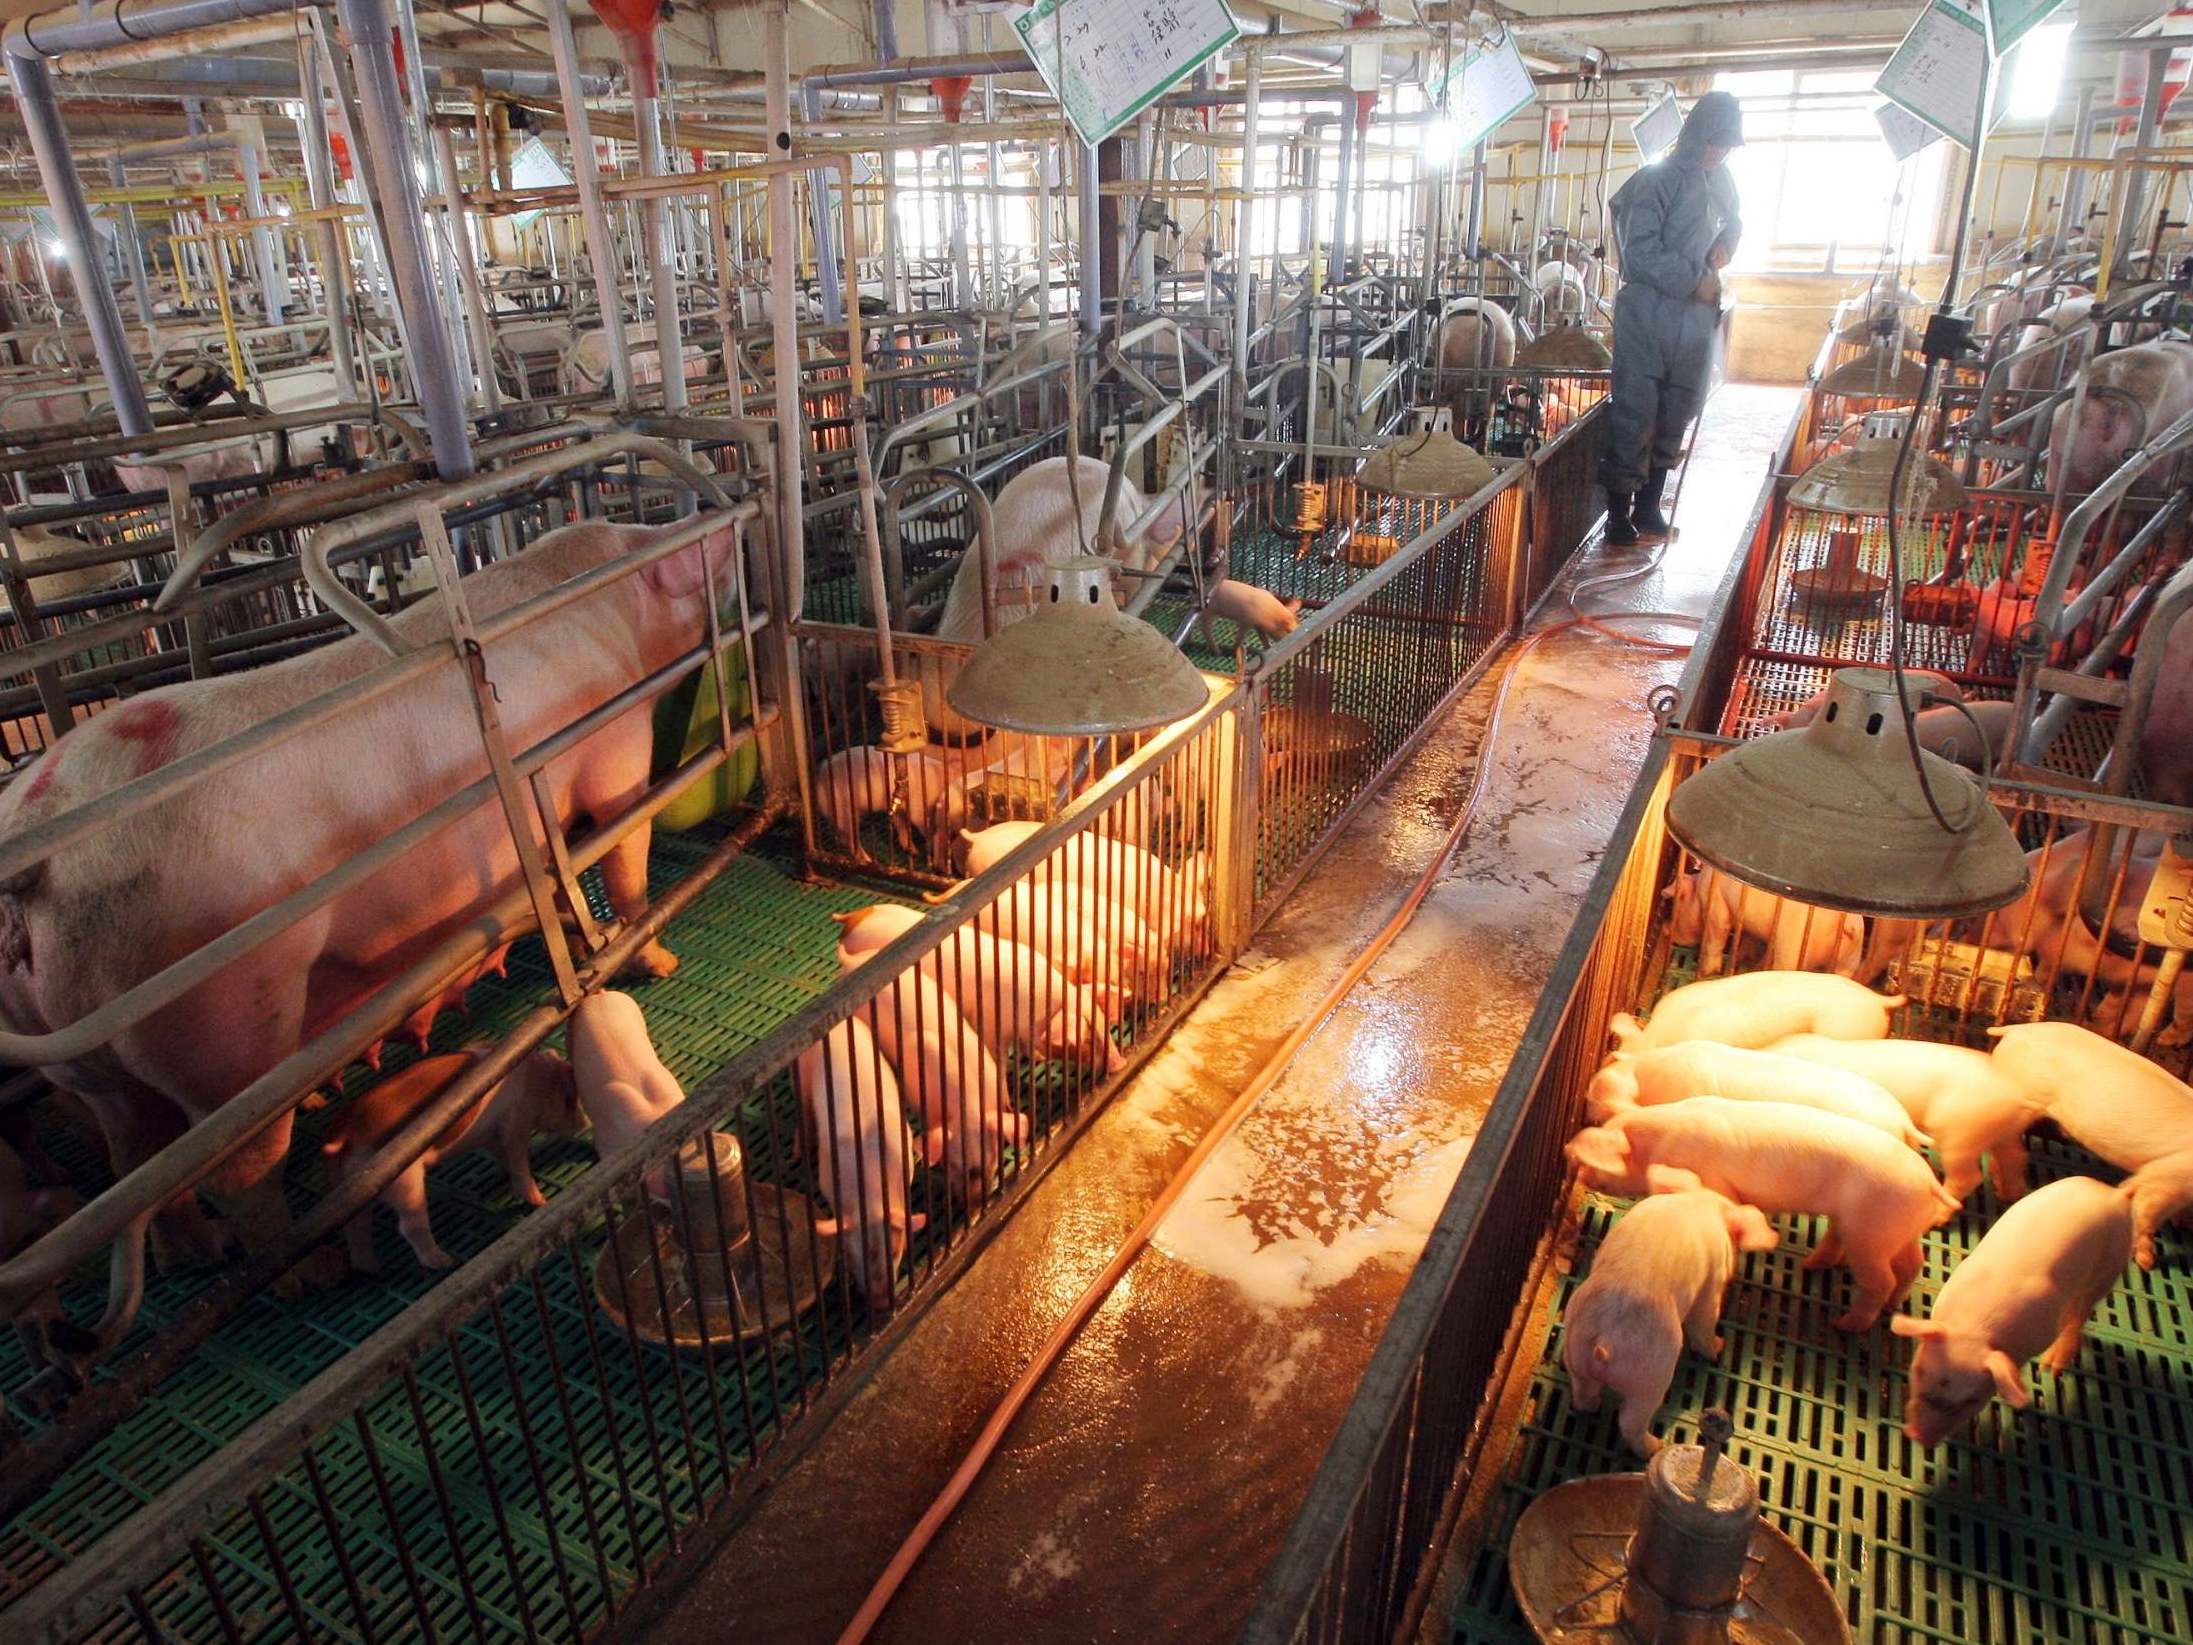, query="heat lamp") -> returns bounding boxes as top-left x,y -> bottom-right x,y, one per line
1508,1410 -> 1850,1644
945,557 -> 1211,737
1783,412 -> 1967,612
1666,668 -> 2028,921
